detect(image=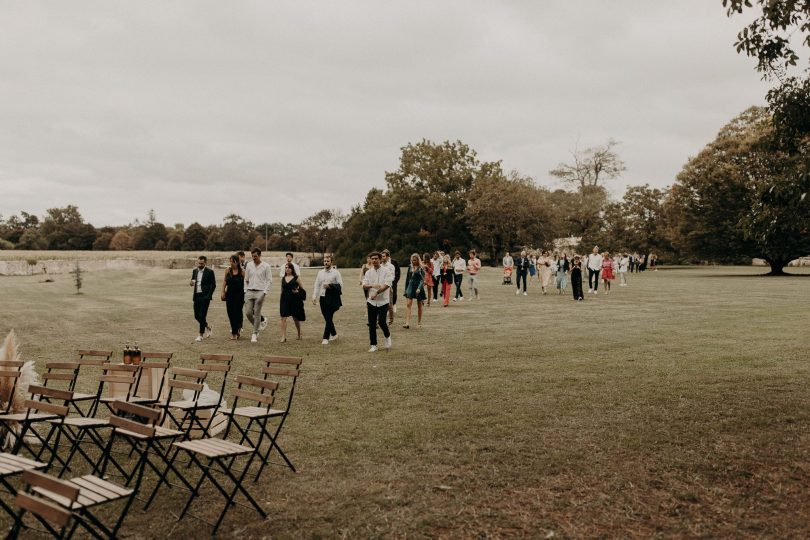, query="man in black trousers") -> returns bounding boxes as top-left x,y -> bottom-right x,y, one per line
190,255 -> 216,342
